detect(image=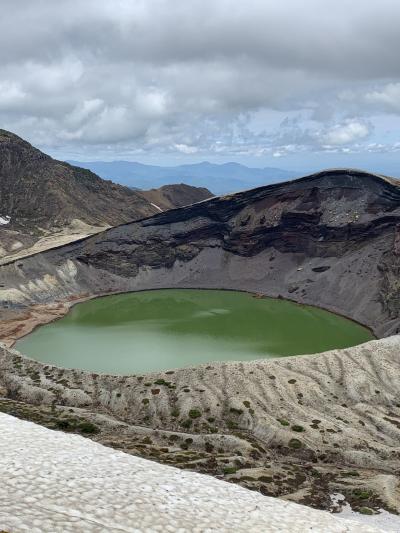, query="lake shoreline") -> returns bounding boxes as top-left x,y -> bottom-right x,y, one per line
12,288 -> 373,375
5,285 -> 376,352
